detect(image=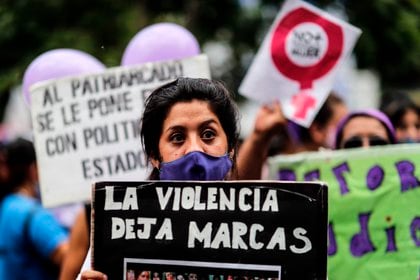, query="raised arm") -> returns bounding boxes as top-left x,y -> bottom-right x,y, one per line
237,100 -> 287,179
